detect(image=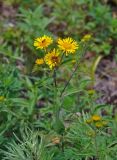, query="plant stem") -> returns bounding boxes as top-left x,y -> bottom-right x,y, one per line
53,69 -> 57,87
94,133 -> 99,160
60,62 -> 79,97
61,133 -> 64,152
60,44 -> 88,97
